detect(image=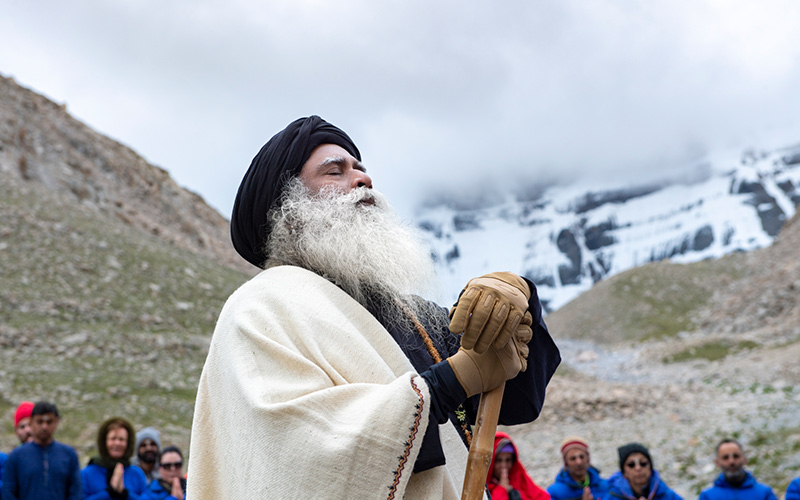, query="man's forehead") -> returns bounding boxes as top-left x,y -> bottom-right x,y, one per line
140,438 -> 157,446
718,442 -> 742,455
319,154 -> 355,165
307,144 -> 365,168
319,154 -> 366,171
